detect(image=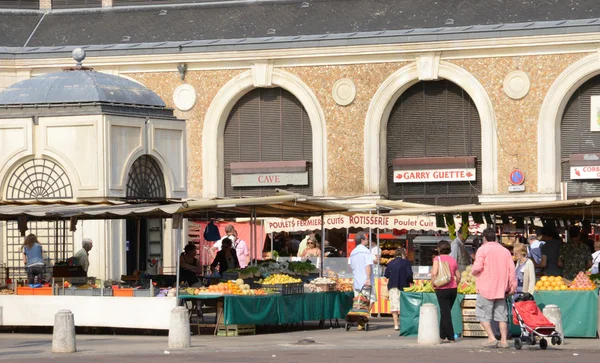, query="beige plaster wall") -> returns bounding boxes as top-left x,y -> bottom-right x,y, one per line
450,53 -> 590,194
128,70 -> 245,198
282,63 -> 407,196
128,52 -> 591,199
